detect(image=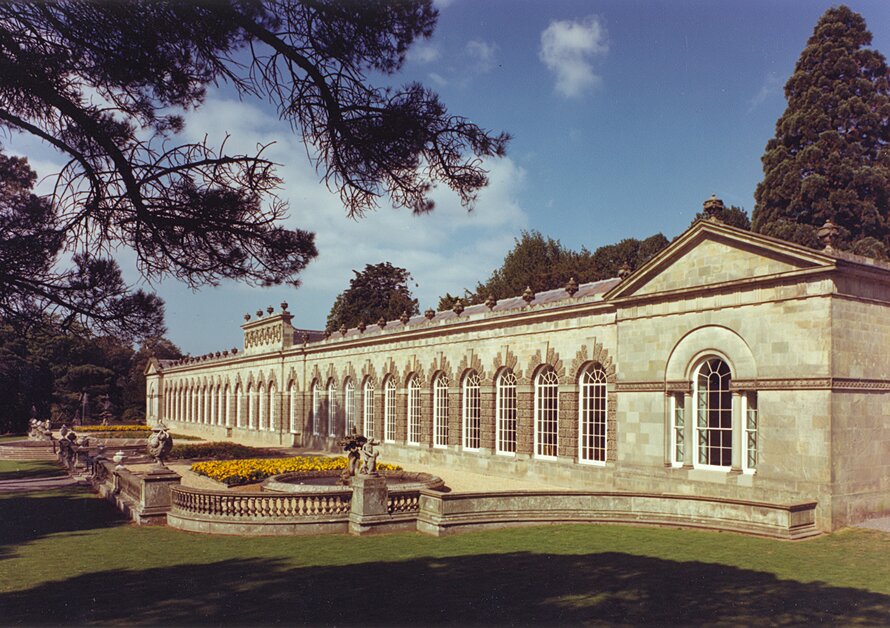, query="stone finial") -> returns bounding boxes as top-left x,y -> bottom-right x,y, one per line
339,324 -> 348,336
452,299 -> 465,315
280,301 -> 289,311
215,352 -> 220,358
223,350 -> 229,357
232,347 -> 238,354
485,294 -> 497,310
565,277 -> 579,296
618,263 -> 632,279
243,313 -> 251,321
424,308 -> 436,320
301,332 -> 309,344
357,320 -> 366,333
256,309 -> 264,318
323,330 -> 332,339
703,194 -> 725,222
266,306 -> 274,315
817,220 -> 840,251
400,310 -> 410,325
377,316 -> 386,328
522,286 -> 535,304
